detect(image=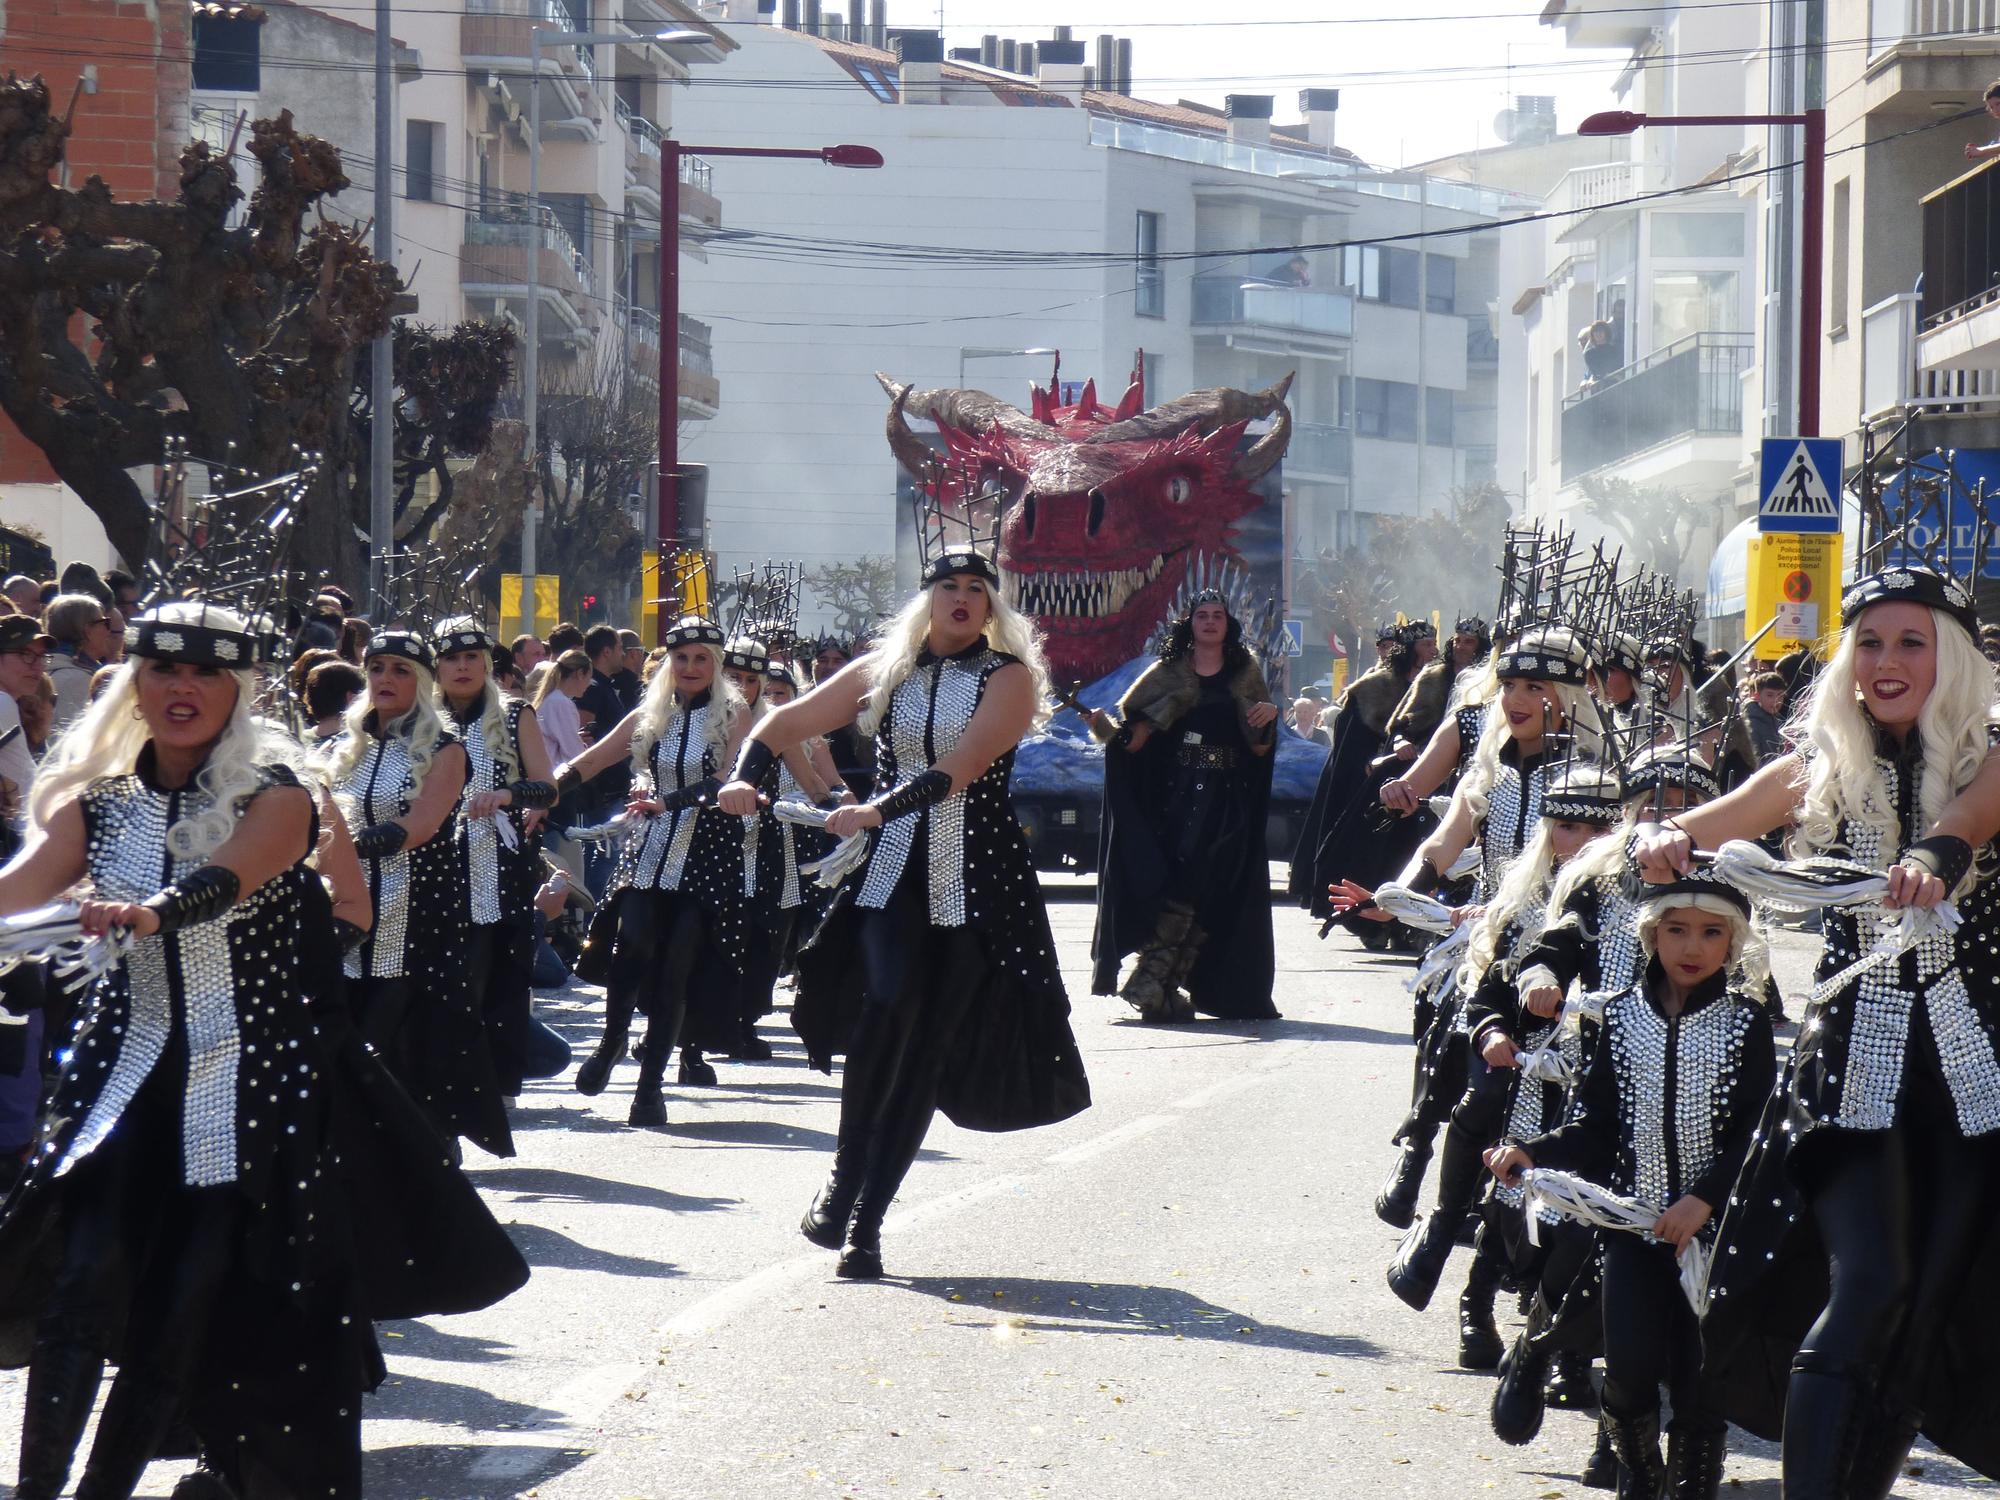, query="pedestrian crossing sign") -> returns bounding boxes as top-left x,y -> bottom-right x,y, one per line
1758,437 -> 1843,533
1280,618 -> 1305,657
